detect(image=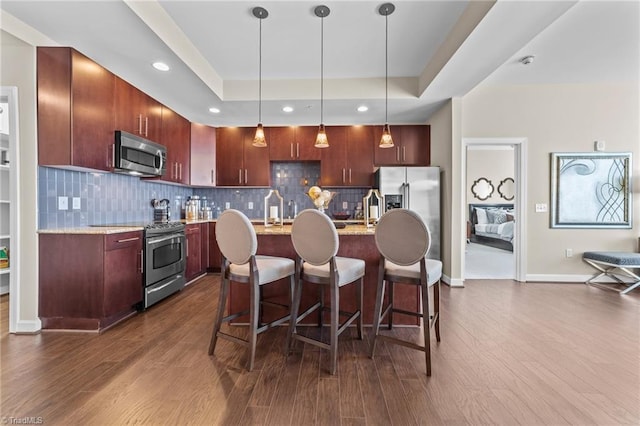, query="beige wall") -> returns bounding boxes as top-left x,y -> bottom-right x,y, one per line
462,83 -> 640,279
429,100 -> 453,281
428,98 -> 465,286
466,148 -> 514,207
0,30 -> 40,331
